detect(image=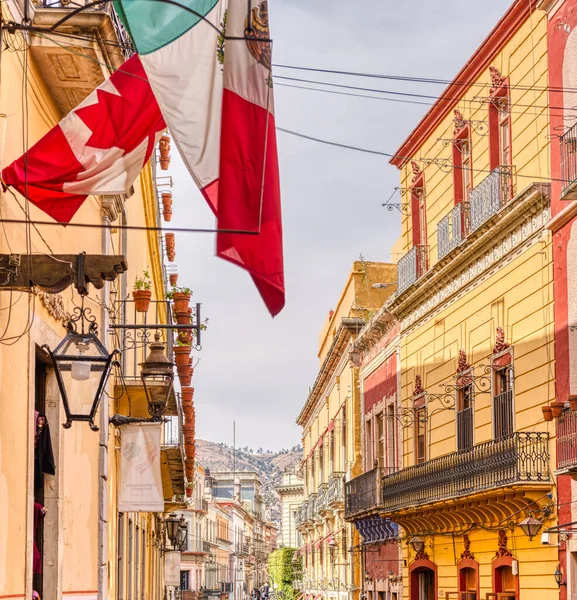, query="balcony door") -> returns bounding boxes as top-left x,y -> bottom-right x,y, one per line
411,567 -> 435,600
493,367 -> 513,439
457,383 -> 474,451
